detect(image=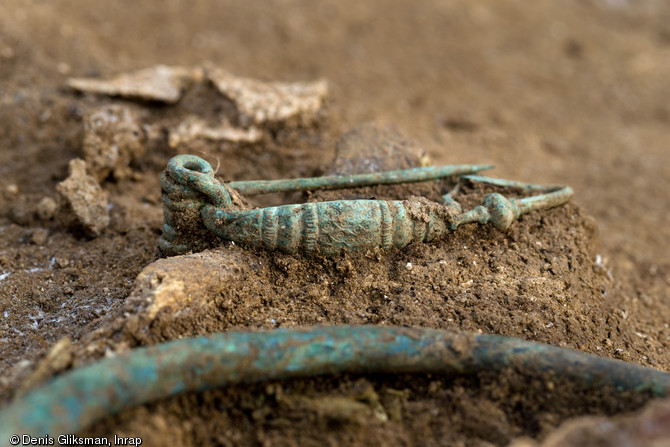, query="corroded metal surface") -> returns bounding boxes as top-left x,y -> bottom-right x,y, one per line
1,326 -> 668,437
160,155 -> 573,256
